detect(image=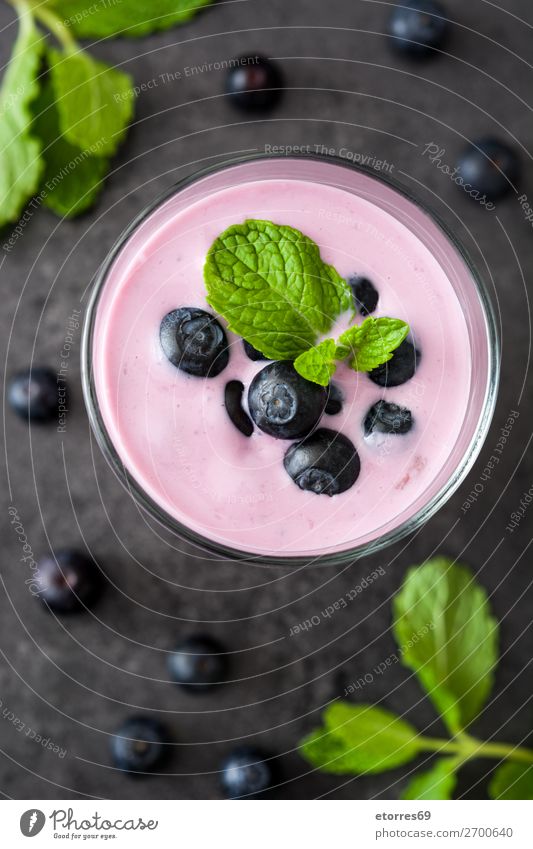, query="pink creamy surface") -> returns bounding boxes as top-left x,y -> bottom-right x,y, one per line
93,177 -> 472,556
